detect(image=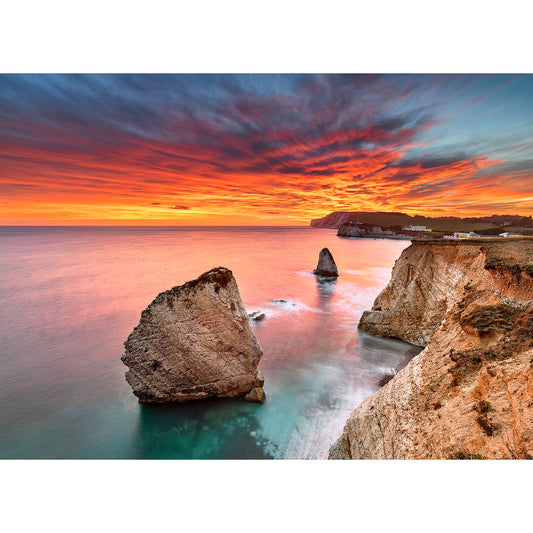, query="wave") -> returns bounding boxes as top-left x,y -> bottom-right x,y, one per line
247,298 -> 328,319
